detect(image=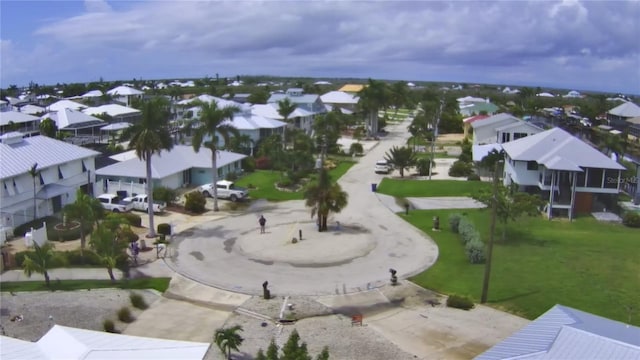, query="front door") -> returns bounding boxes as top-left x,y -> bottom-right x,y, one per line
52,195 -> 62,213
